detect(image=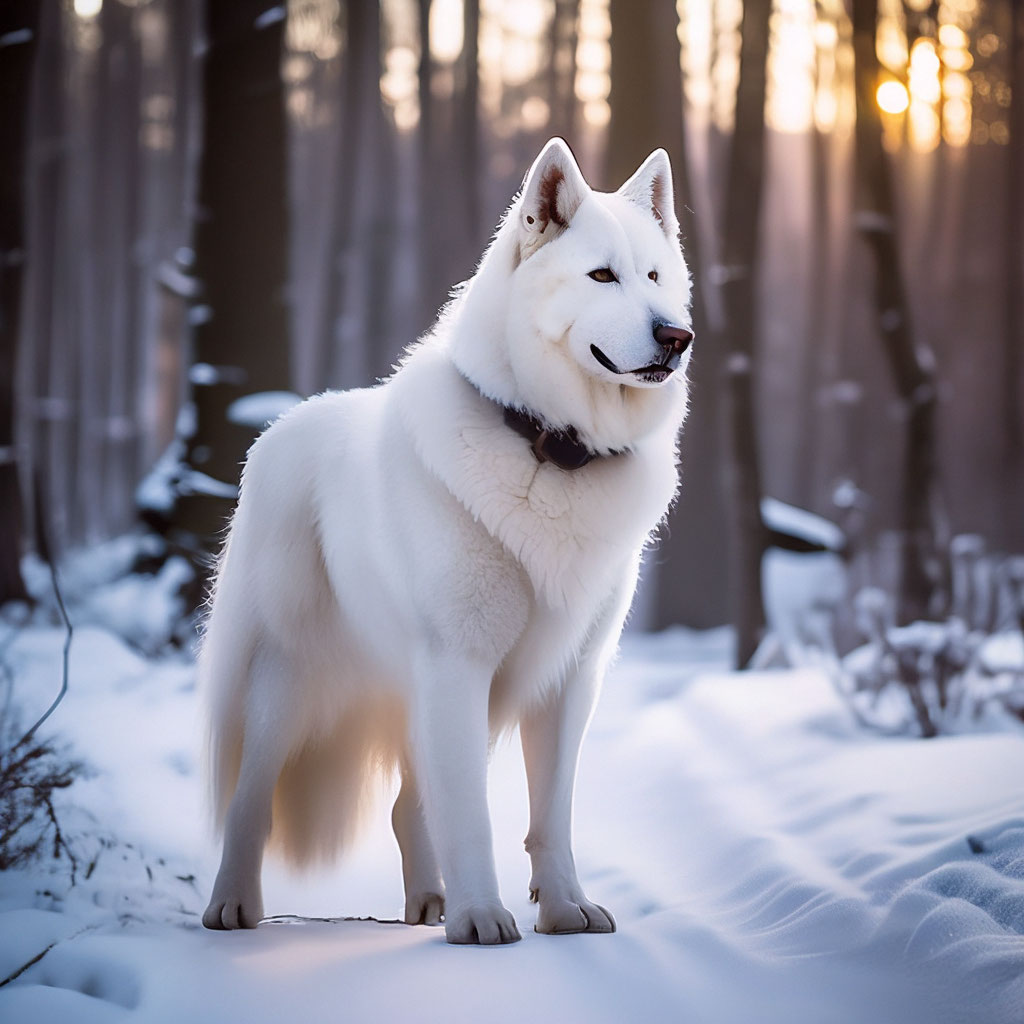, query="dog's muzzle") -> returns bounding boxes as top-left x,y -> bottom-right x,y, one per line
590,323 -> 694,383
